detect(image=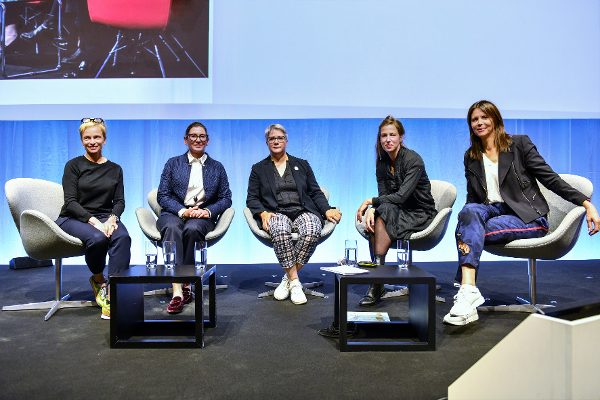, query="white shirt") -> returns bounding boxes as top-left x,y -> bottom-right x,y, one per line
482,153 -> 504,203
177,152 -> 208,218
